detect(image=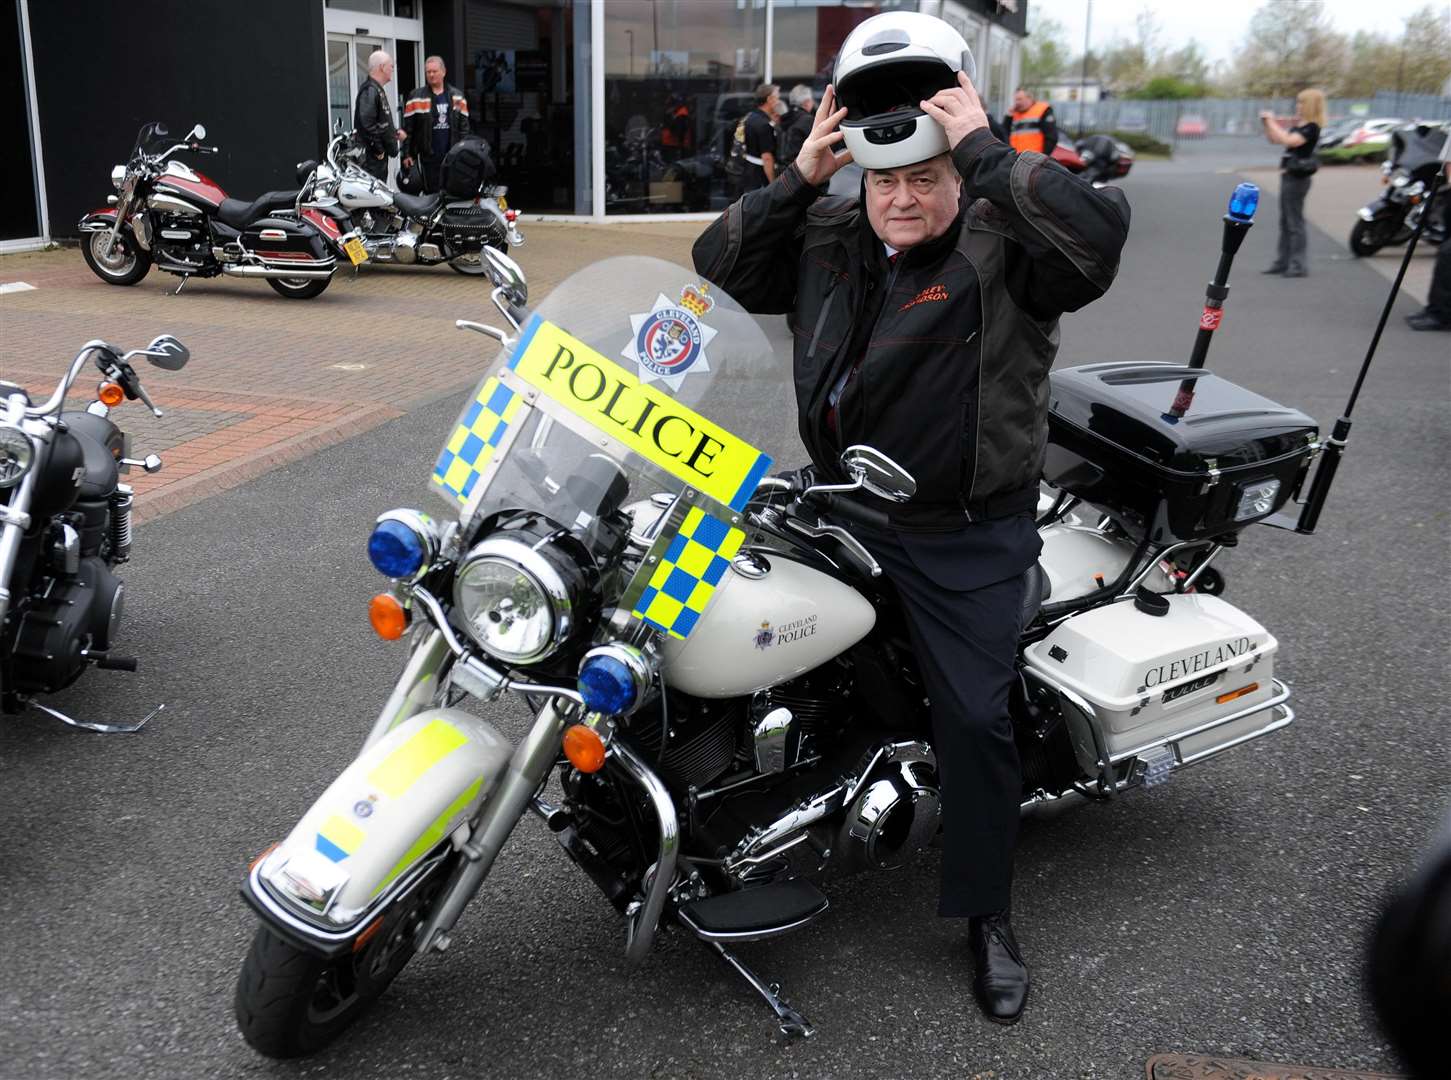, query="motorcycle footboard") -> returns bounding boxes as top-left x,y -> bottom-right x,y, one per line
243,708 -> 512,952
